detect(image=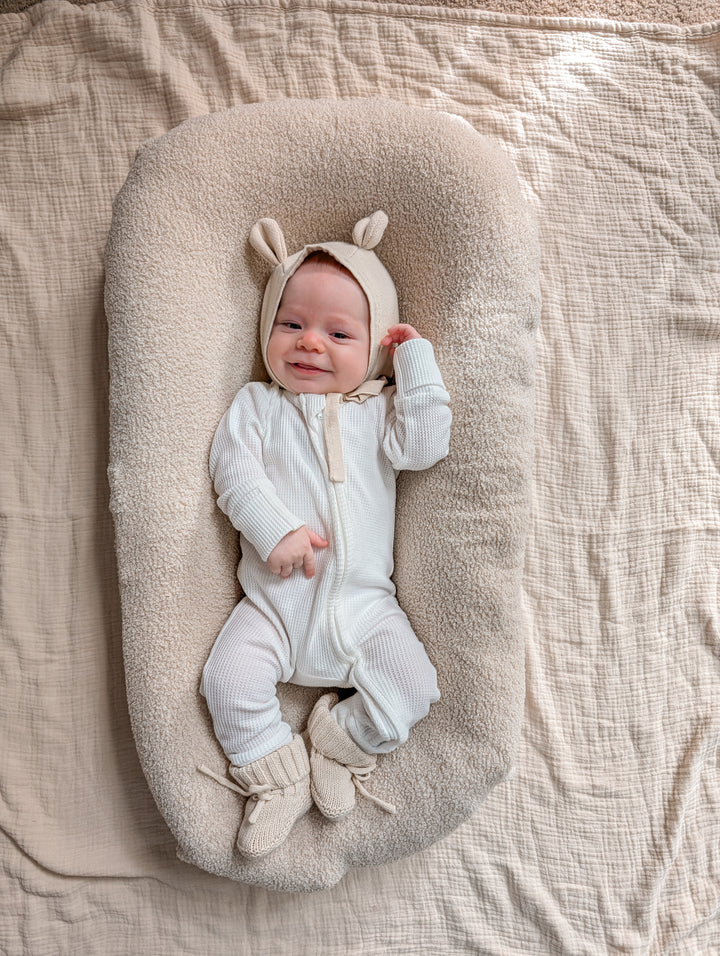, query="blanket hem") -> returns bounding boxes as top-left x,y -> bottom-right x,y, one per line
6,0 -> 720,38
